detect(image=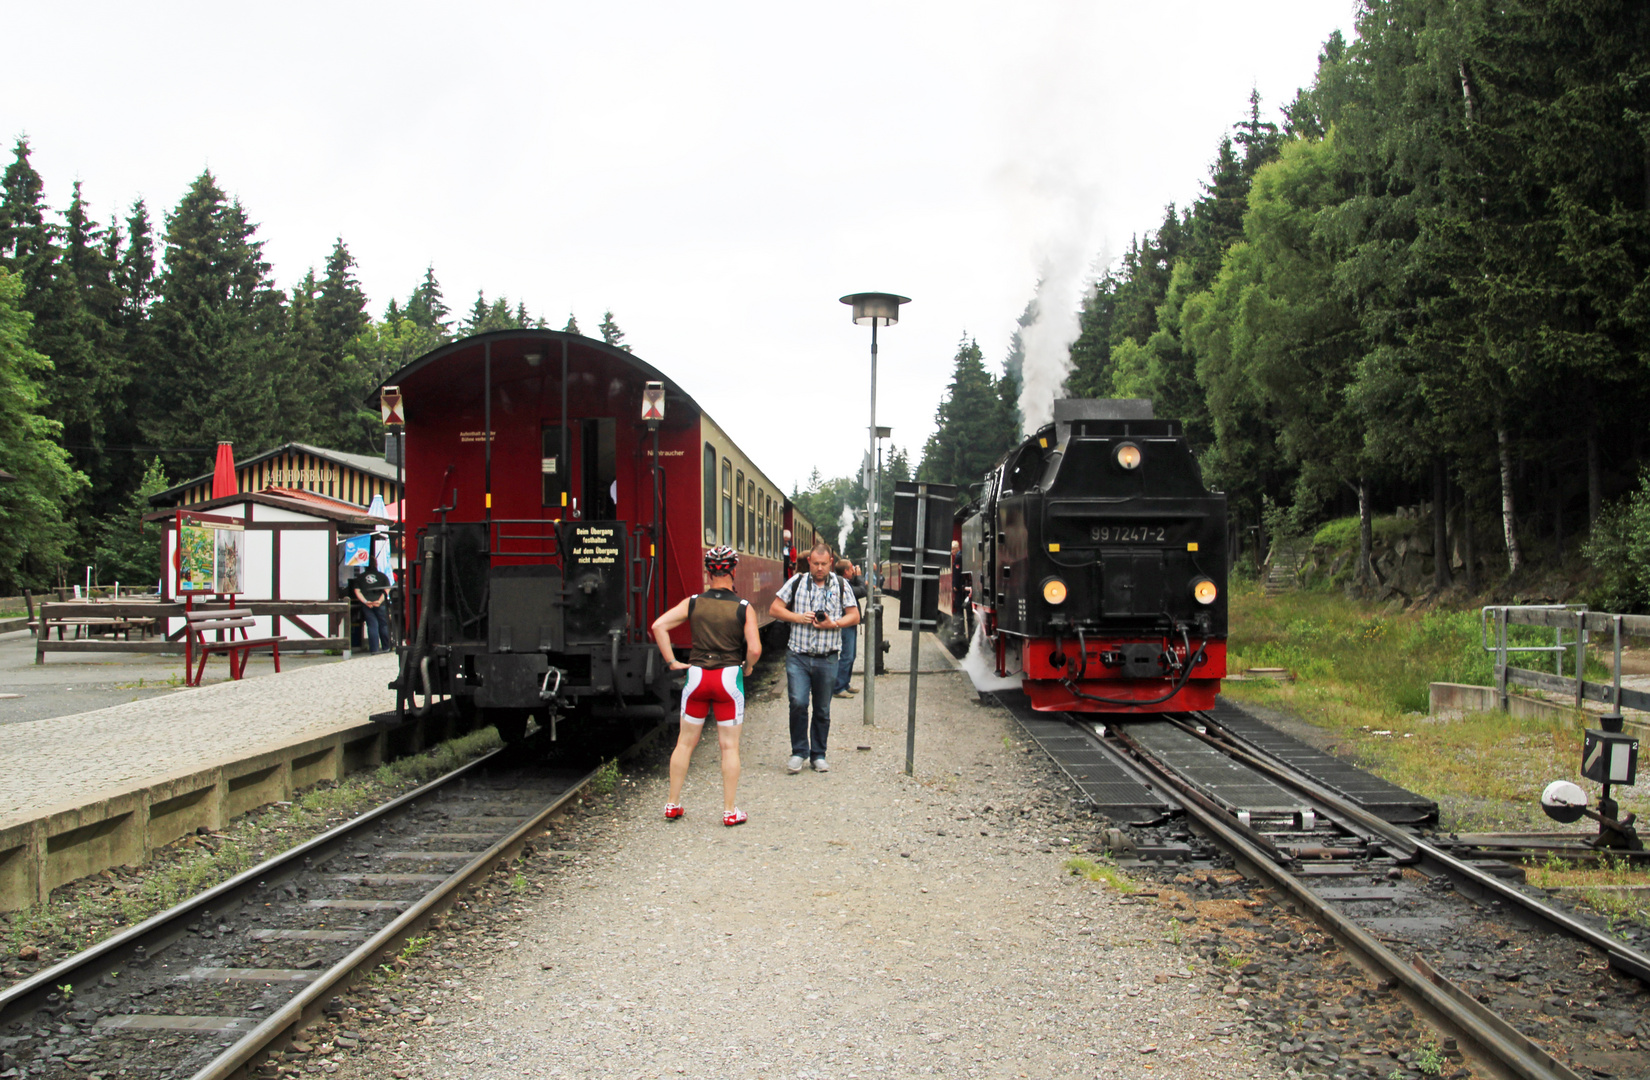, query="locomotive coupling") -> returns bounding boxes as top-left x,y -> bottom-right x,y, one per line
539,665 -> 568,704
